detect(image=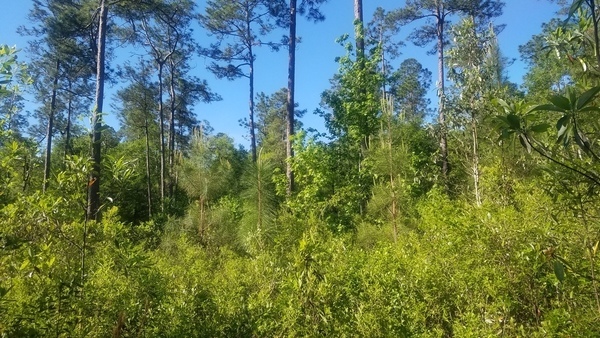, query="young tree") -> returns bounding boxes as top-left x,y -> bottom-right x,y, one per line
320,42 -> 383,224
389,0 -> 504,180
179,130 -> 240,244
446,18 -> 488,205
124,0 -> 205,210
115,61 -> 158,219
